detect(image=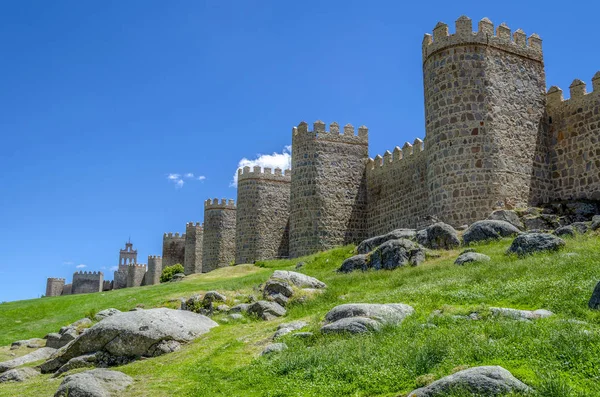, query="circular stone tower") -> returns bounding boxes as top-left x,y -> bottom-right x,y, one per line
422,16 -> 547,225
